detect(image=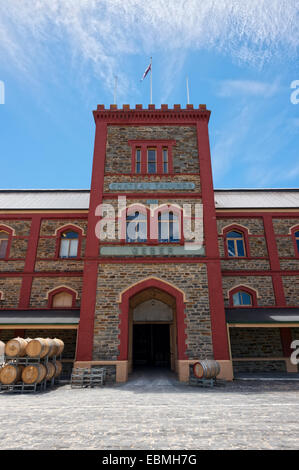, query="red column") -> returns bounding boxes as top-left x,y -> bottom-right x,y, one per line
263,214 -> 286,306
18,215 -> 42,308
280,328 -> 293,358
76,121 -> 107,361
141,145 -> 147,175
196,121 -> 230,360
